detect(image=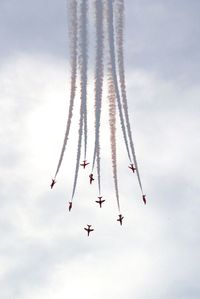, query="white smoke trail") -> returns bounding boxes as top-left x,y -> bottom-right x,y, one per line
108,68 -> 121,213
79,0 -> 88,160
106,0 -> 131,163
91,0 -> 105,195
54,0 -> 78,178
96,144 -> 101,195
71,100 -> 84,200
115,0 -> 144,193
71,0 -> 89,200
